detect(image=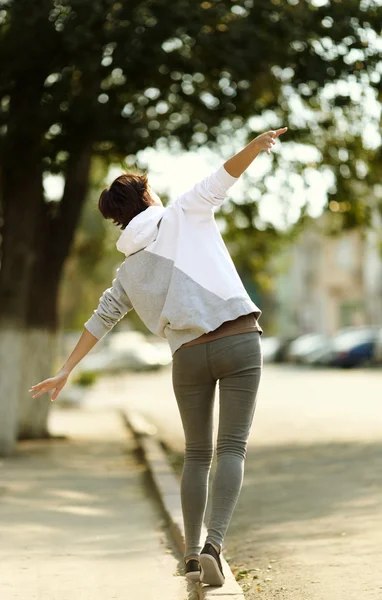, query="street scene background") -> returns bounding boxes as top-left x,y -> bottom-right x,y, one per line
0,0 -> 381,598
